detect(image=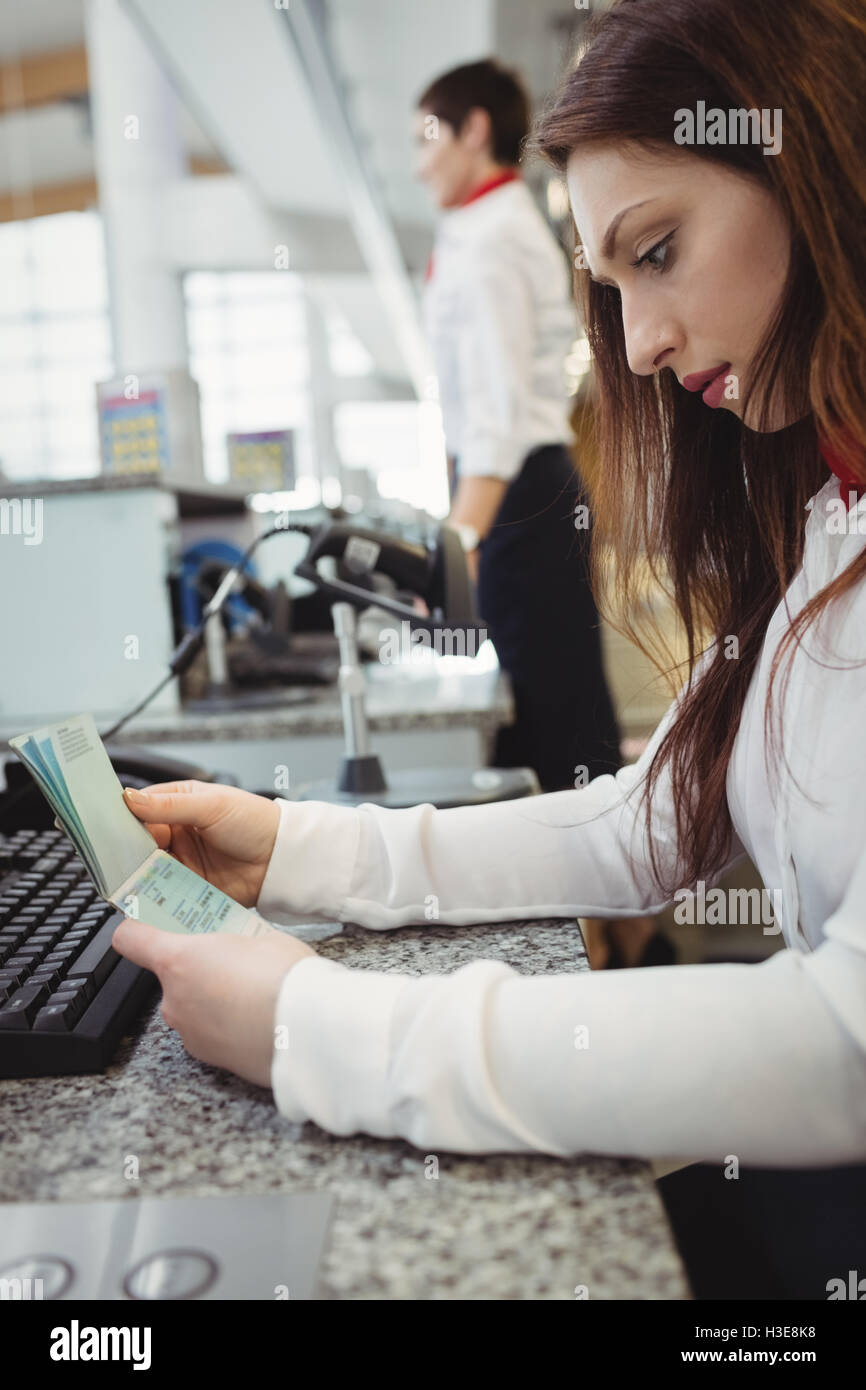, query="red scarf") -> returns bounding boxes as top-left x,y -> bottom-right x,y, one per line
818,428 -> 866,505
425,170 -> 521,283
458,168 -> 519,208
